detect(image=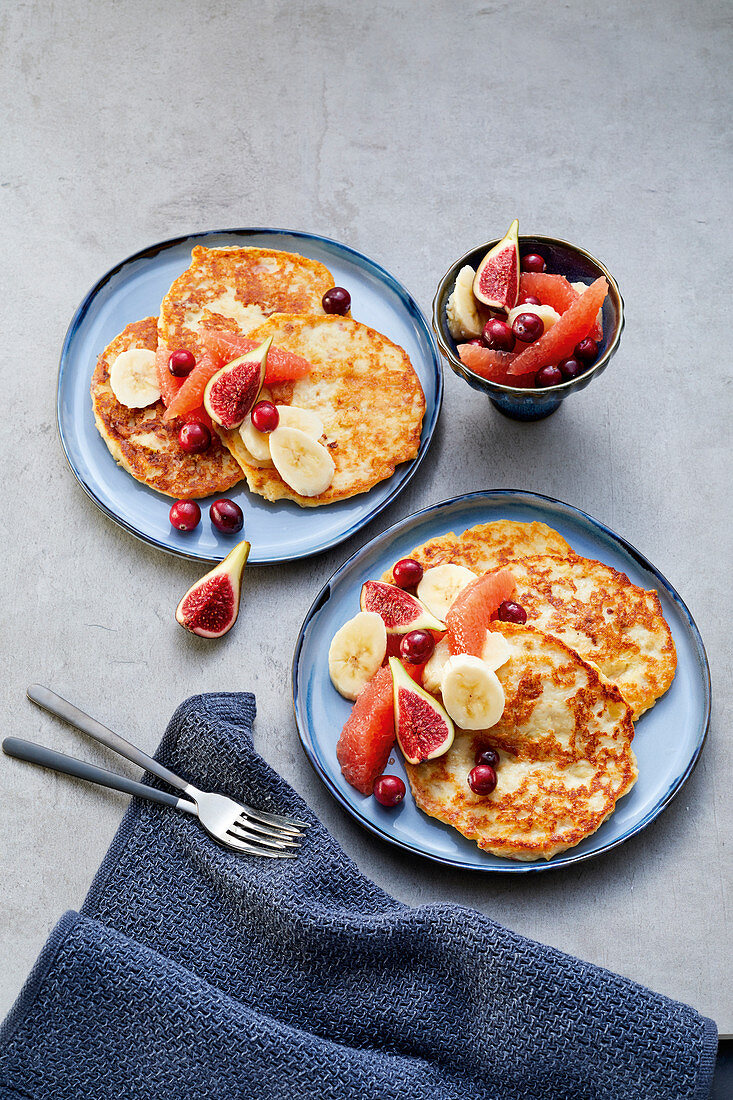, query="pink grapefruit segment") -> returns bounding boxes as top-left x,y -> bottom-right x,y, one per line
507,277 -> 608,376
336,665 -> 395,795
457,344 -> 534,388
446,566 -> 516,656
520,272 -> 603,341
163,330 -> 312,422
155,345 -> 183,408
